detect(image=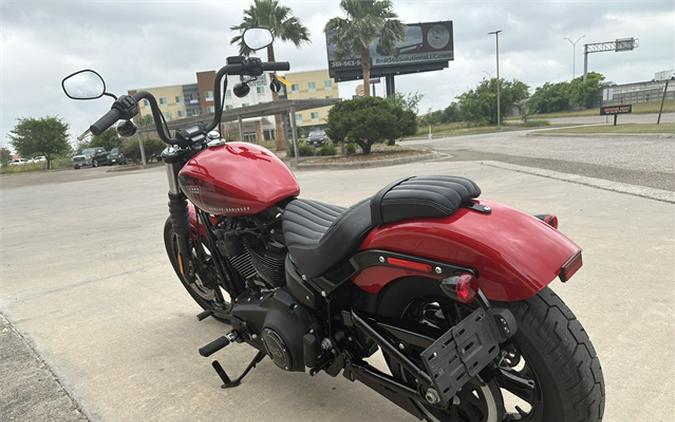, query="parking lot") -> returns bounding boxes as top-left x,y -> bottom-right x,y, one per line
1,131 -> 674,421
